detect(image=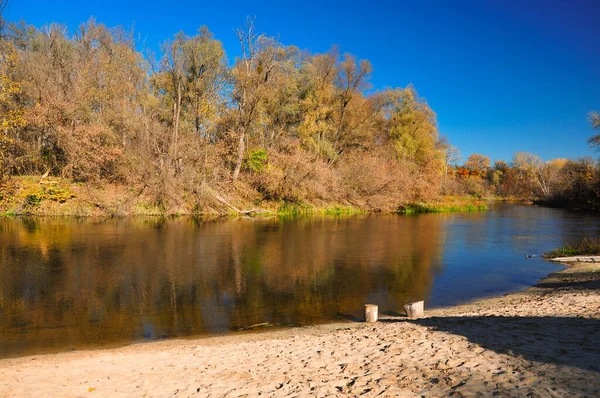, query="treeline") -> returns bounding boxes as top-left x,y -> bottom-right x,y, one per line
0,18 -> 455,214
448,149 -> 600,211
1,15 -> 598,215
